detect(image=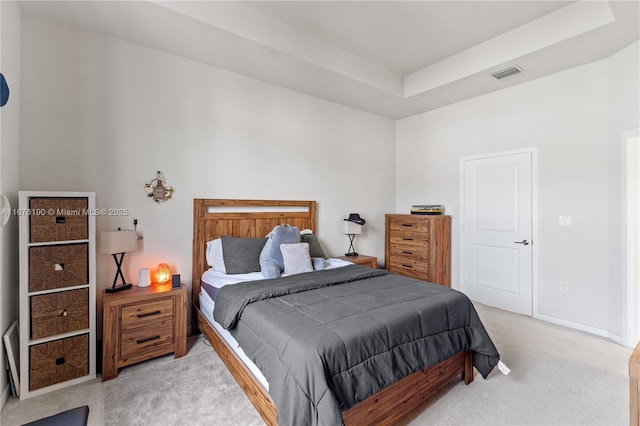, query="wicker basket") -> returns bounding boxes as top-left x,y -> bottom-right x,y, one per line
29,334 -> 88,391
29,243 -> 88,292
29,198 -> 89,243
30,288 -> 89,340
